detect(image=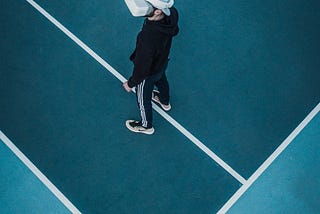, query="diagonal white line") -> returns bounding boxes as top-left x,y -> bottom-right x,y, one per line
26,0 -> 127,84
217,102 -> 320,214
0,131 -> 81,214
152,103 -> 246,184
25,0 -> 246,184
